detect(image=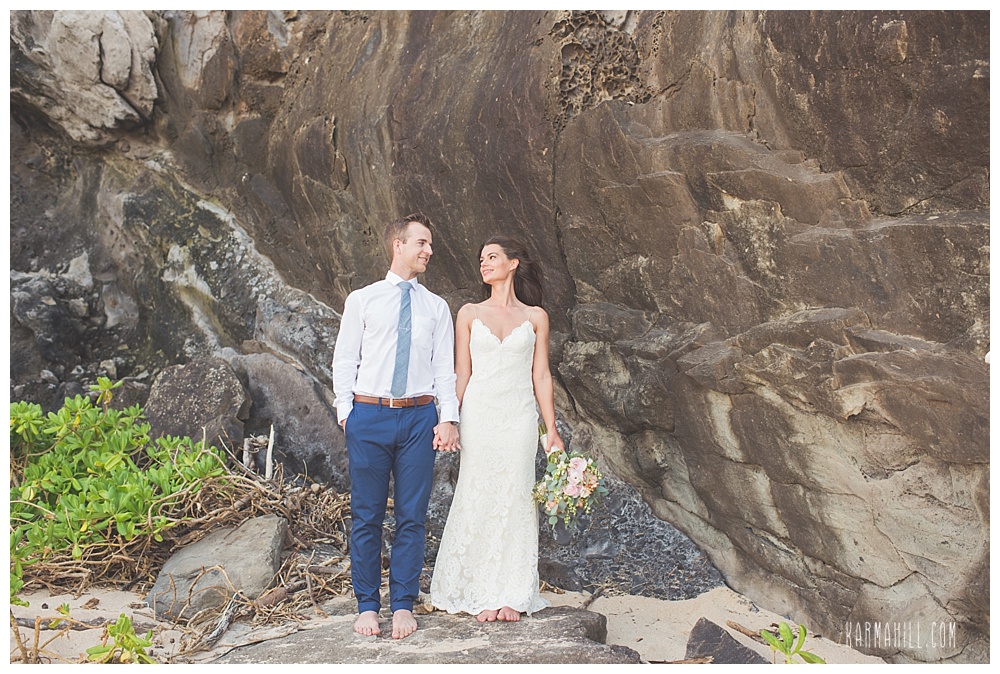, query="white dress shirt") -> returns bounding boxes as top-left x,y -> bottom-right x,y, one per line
332,271 -> 459,425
